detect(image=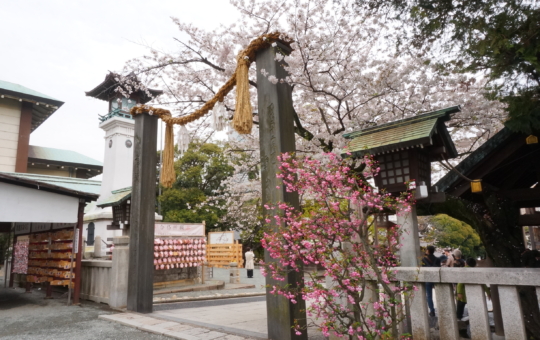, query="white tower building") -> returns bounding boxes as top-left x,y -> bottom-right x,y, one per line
83,73 -> 162,249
